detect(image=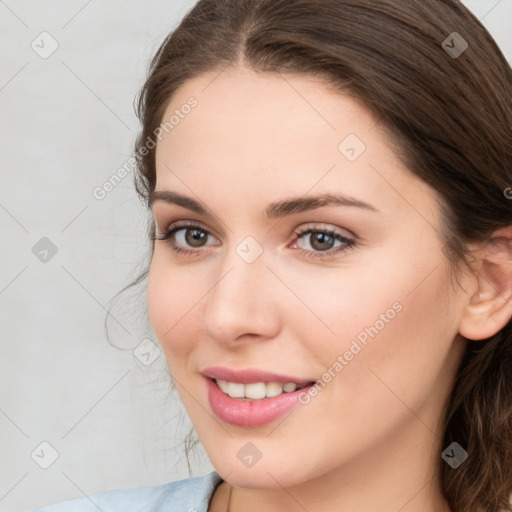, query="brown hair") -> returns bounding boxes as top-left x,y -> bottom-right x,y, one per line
118,0 -> 512,510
